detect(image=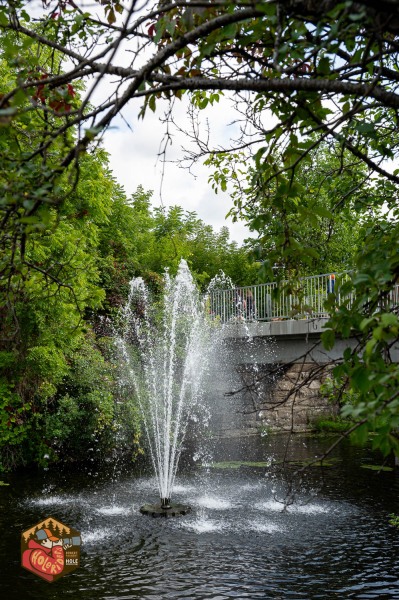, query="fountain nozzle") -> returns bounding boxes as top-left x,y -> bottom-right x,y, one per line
161,497 -> 171,509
